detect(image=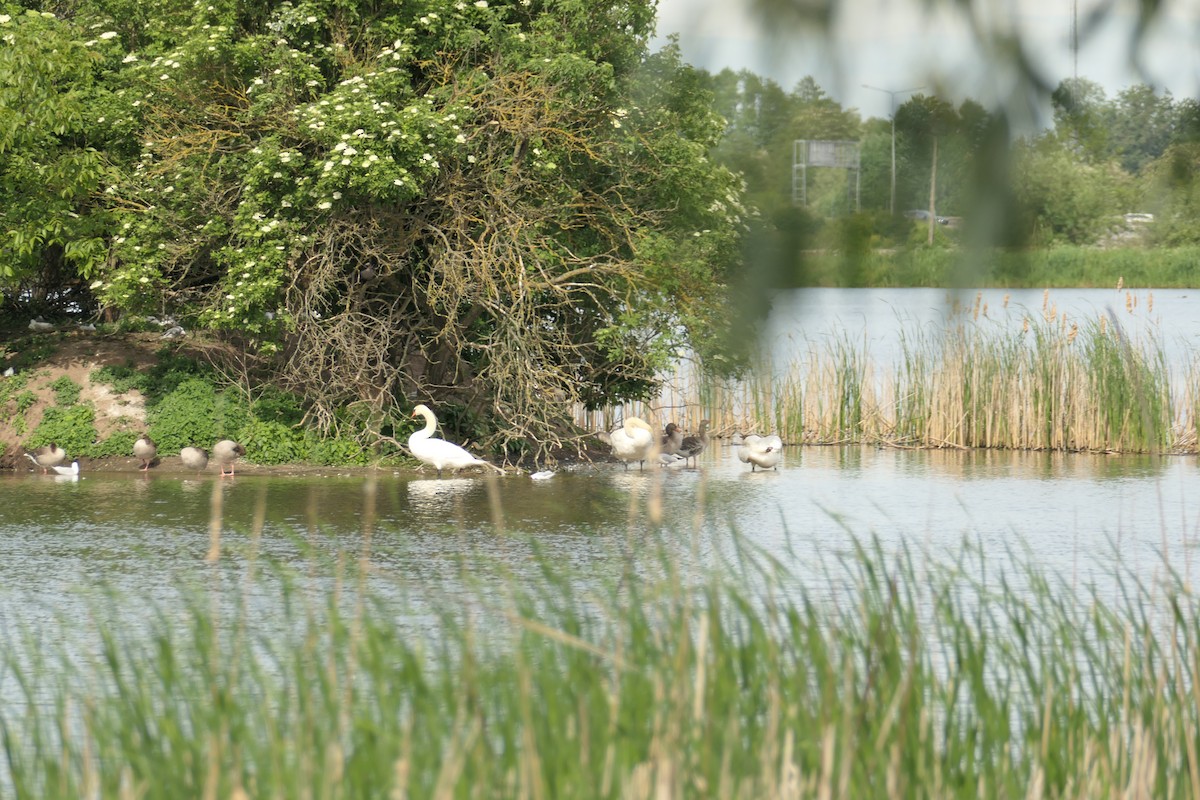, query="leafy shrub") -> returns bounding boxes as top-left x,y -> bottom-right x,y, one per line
238,419 -> 307,465
251,386 -> 306,426
147,377 -> 218,453
143,350 -> 214,400
50,376 -> 81,407
91,430 -> 140,459
306,433 -> 369,466
28,405 -> 98,457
